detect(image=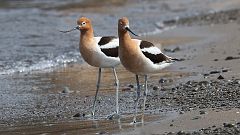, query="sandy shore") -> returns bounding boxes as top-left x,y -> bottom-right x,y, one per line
1,1 -> 240,135
118,8 -> 240,135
